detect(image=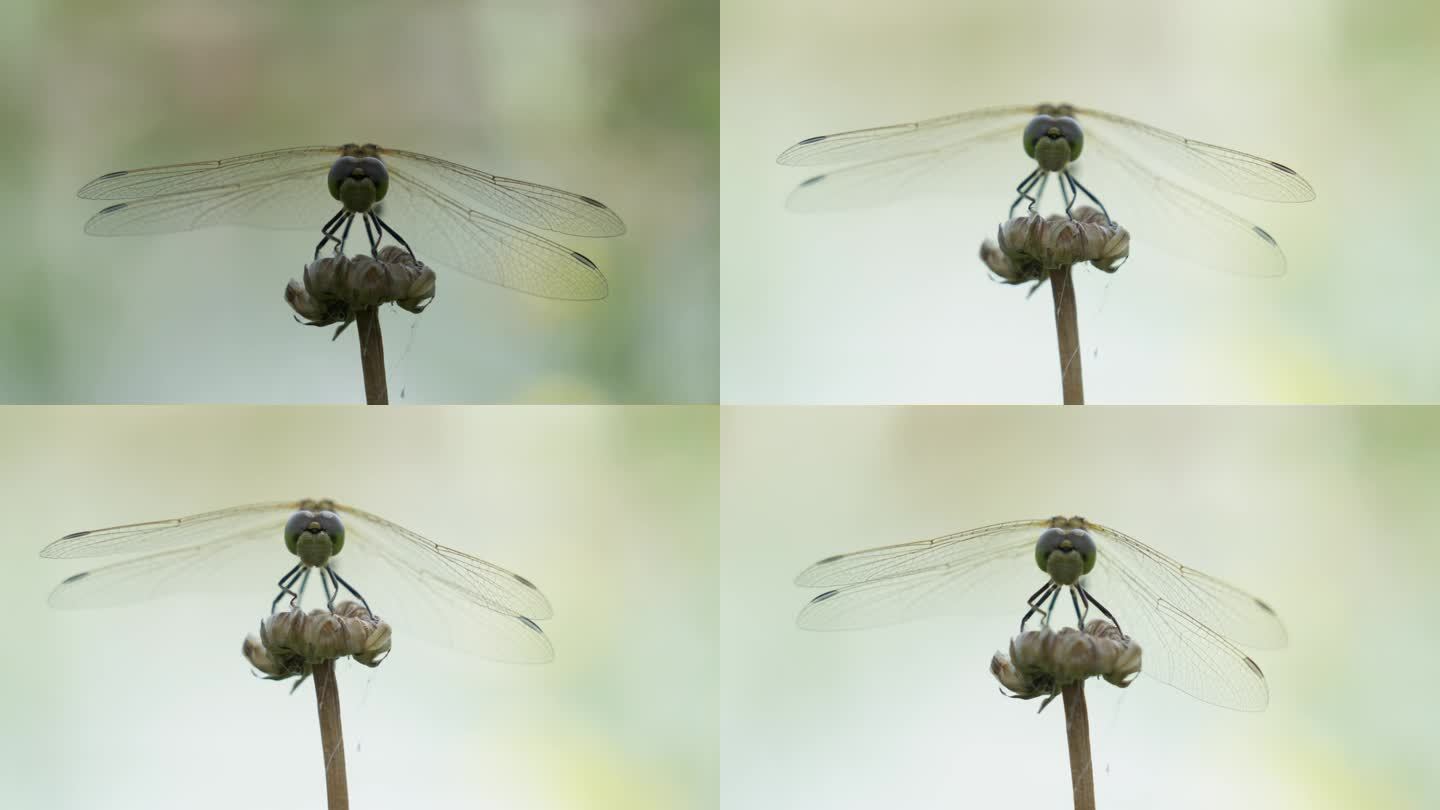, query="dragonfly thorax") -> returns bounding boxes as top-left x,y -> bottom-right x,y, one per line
1034,517 -> 1097,585
1023,114 -> 1084,172
284,507 -> 346,567
328,153 -> 389,213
